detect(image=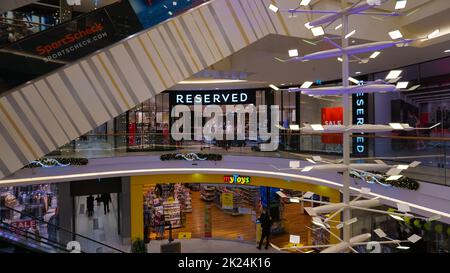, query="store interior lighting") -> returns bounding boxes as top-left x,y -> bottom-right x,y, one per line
396,81 -> 409,89
427,29 -> 440,39
370,51 -> 381,58
345,30 -> 356,39
289,49 -> 299,57
311,26 -> 325,37
300,0 -> 312,6
301,81 -> 313,88
268,4 -> 279,13
269,84 -> 280,91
